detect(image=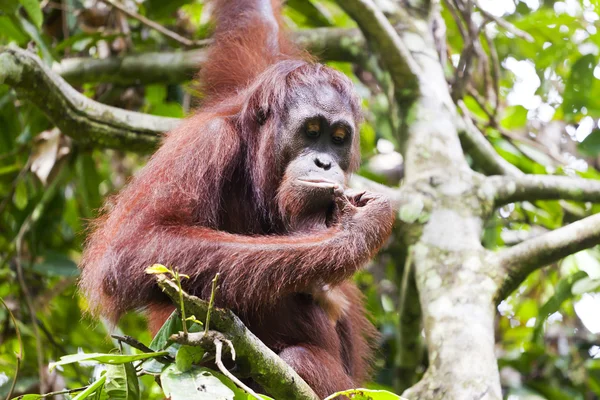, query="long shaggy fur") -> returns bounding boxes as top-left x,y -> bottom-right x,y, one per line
79,1 -> 394,397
